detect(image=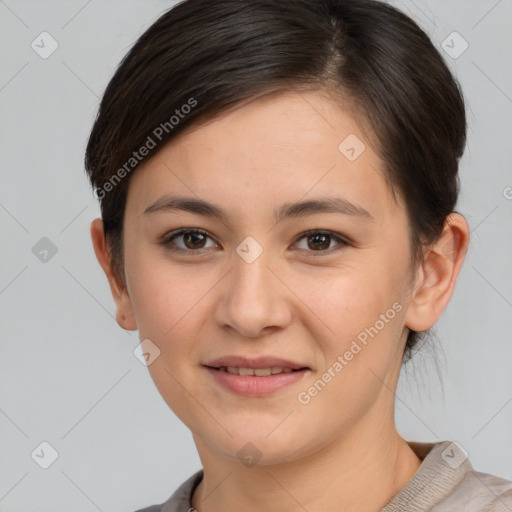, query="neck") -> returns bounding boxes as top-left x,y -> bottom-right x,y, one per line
191,404 -> 422,512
